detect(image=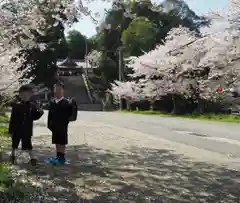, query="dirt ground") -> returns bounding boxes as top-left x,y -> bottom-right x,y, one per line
1,115 -> 238,203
